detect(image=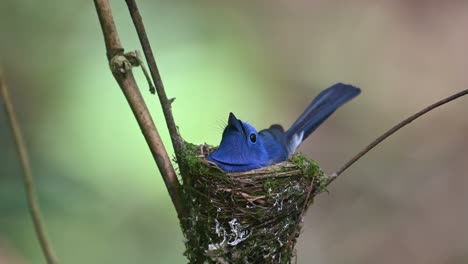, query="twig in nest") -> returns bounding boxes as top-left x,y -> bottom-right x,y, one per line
0,70 -> 58,264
